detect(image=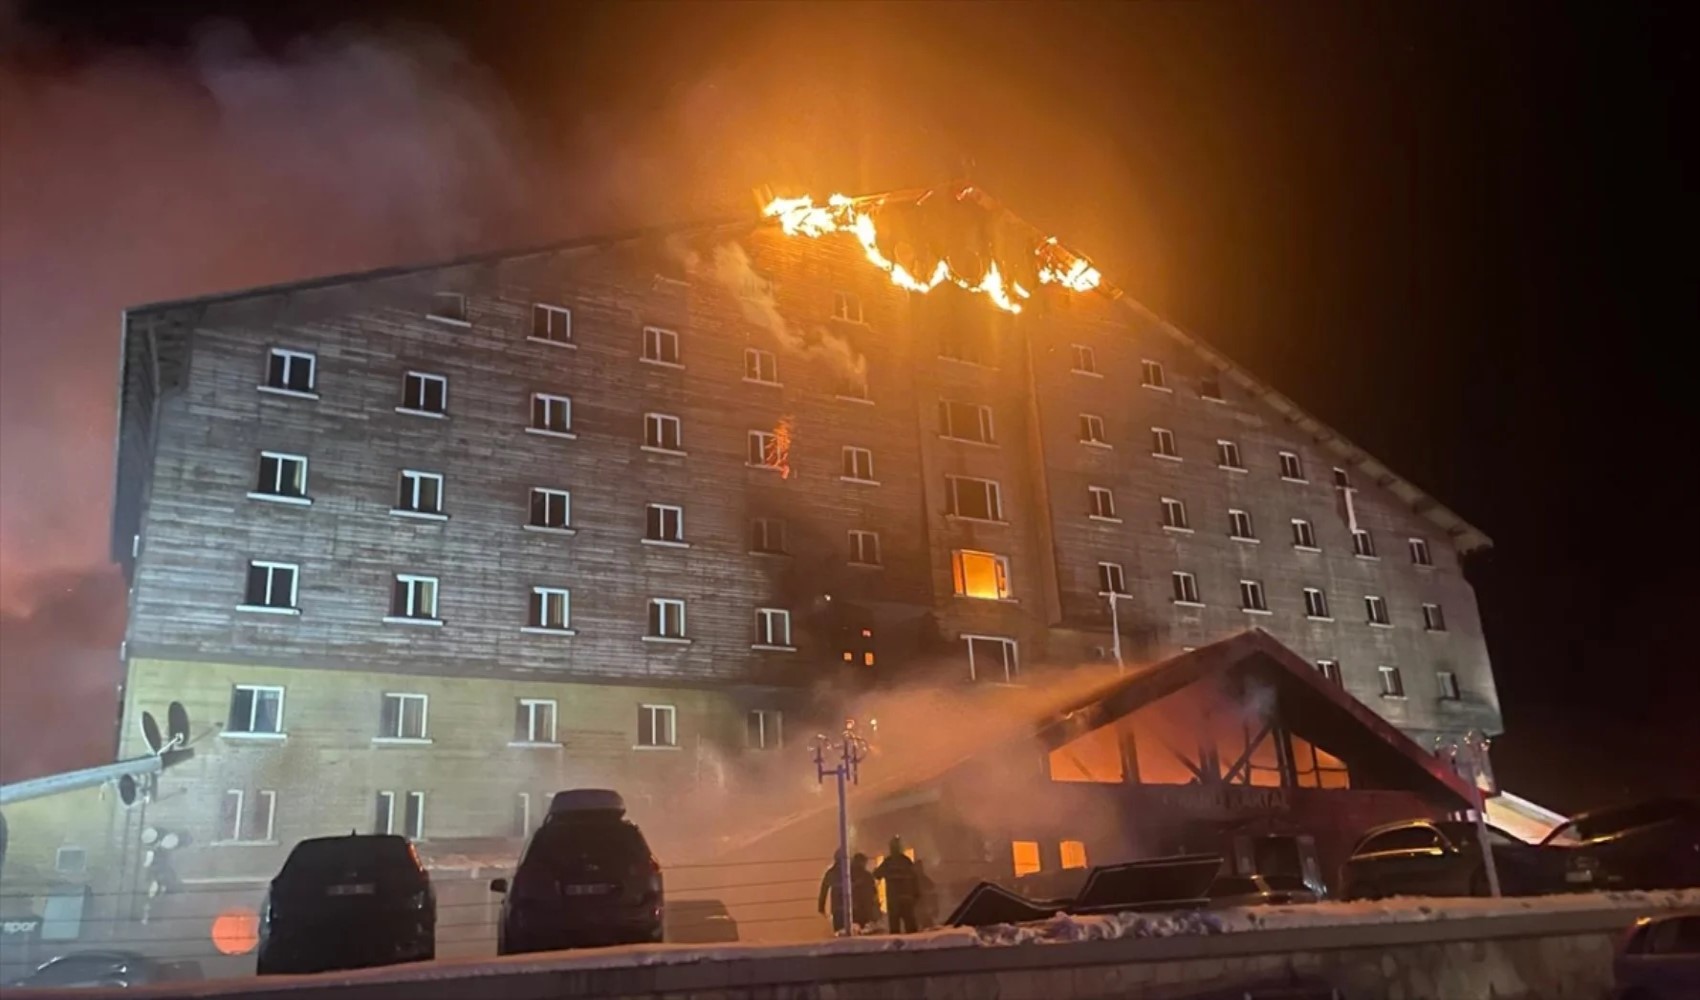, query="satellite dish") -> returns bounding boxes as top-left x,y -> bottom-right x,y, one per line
140,826 -> 159,845
167,702 -> 190,745
159,832 -> 180,850
140,712 -> 163,754
119,776 -> 140,807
